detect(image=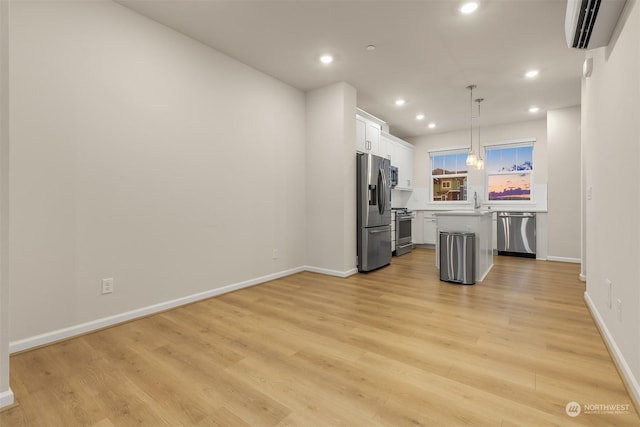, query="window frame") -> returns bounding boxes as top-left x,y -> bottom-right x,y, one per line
429,147 -> 470,205
484,141 -> 535,204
